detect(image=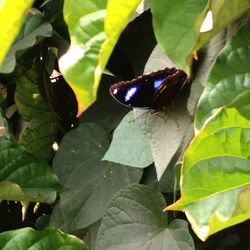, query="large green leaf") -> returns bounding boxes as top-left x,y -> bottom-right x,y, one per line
50,123 -> 142,232
60,0 -> 141,115
95,184 -> 194,250
0,11 -> 52,74
15,65 -> 58,160
134,107 -> 193,180
0,227 -> 87,250
151,0 -> 250,74
151,0 -> 207,73
195,0 -> 250,52
195,20 -> 250,129
0,139 -> 61,203
103,111 -> 153,168
0,0 -> 34,69
167,97 -> 250,240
